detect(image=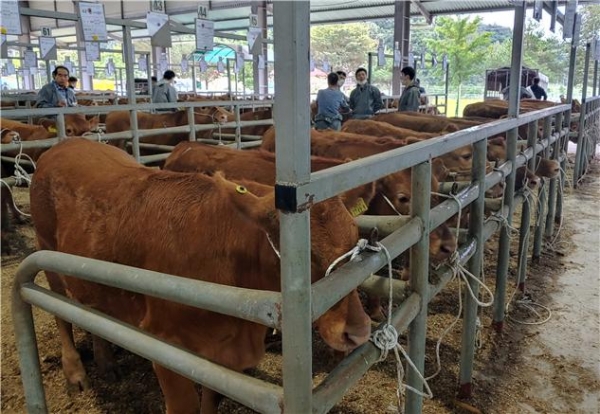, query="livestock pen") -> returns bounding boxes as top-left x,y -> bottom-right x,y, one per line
3,3 -> 600,414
